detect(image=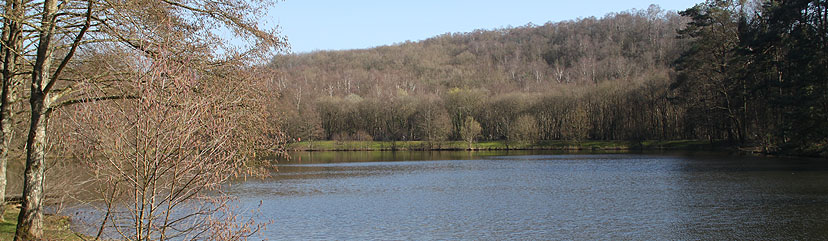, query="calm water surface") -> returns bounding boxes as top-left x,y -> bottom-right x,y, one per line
225,151 -> 828,240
